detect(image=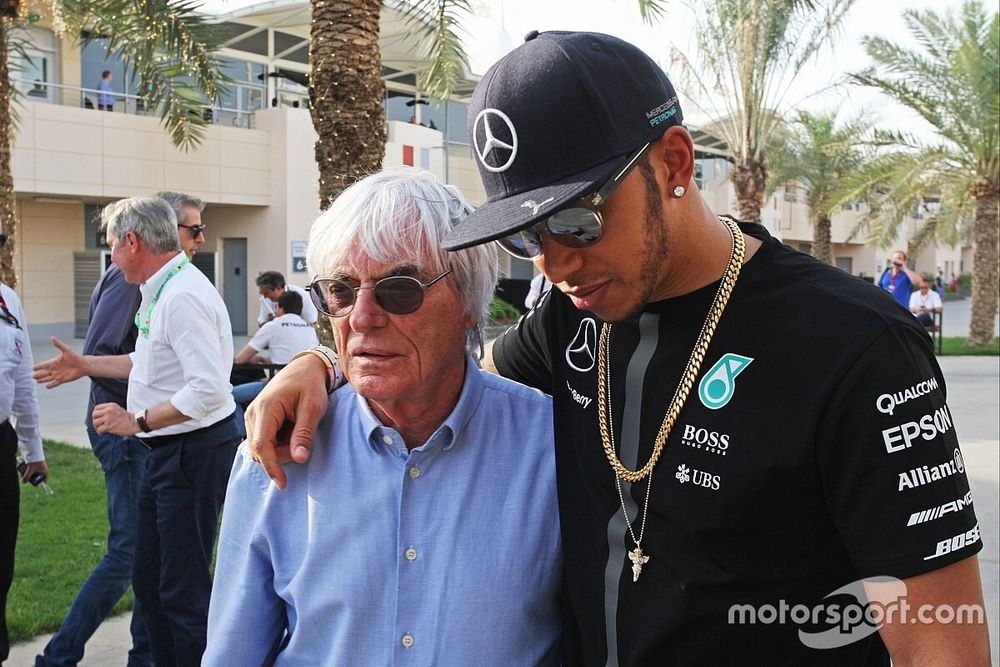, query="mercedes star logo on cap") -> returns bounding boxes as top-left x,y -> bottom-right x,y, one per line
473,108 -> 518,173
